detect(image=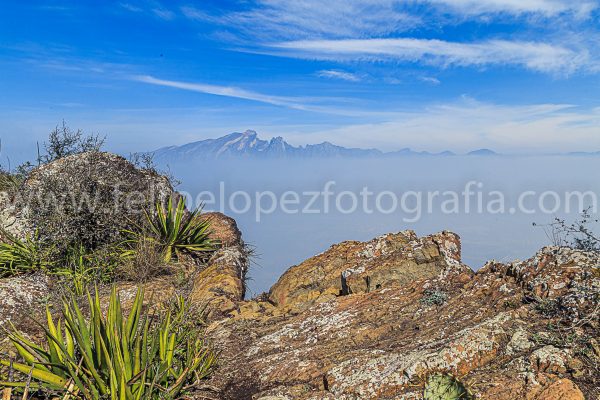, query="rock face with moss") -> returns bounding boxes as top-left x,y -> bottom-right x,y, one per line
202,233 -> 598,400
